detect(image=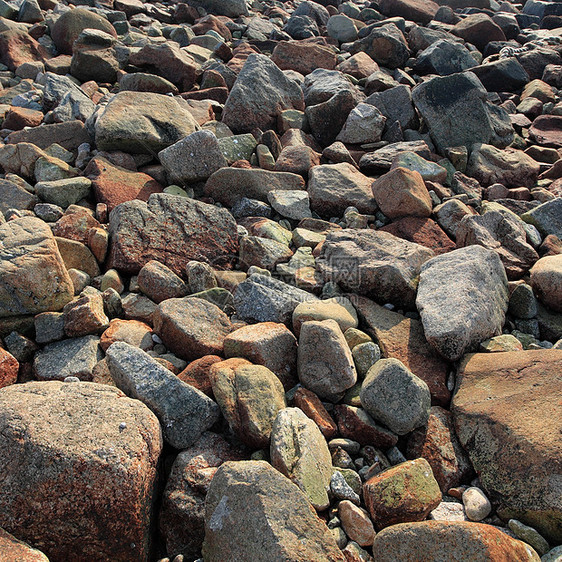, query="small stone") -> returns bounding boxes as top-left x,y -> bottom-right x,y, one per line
352,342 -> 381,378
267,190 -> 312,220
138,260 -> 188,304
338,500 -> 376,547
293,387 -> 338,439
462,487 -> 492,521
508,519 -> 550,556
63,293 -> 109,337
331,471 -> 361,505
